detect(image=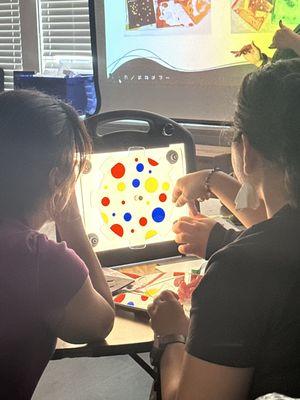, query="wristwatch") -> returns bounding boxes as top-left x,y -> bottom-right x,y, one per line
150,334 -> 186,367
